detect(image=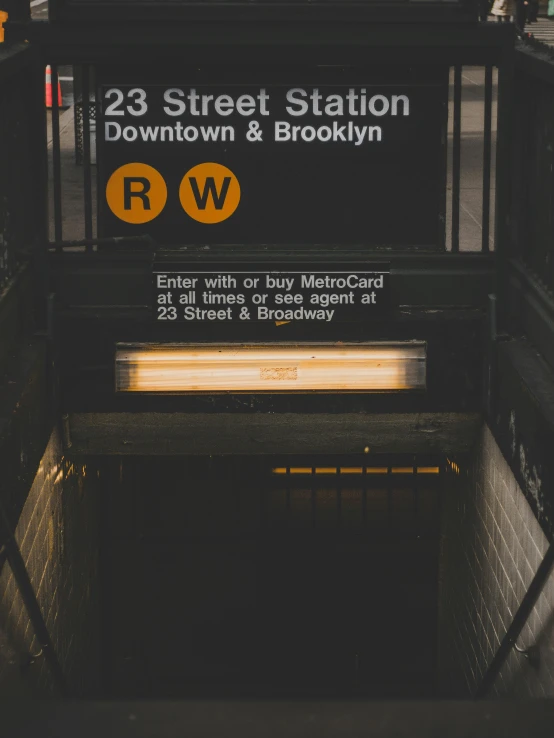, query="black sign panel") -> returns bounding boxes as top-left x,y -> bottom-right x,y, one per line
98,75 -> 447,248
153,264 -> 390,322
53,1 -> 478,24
